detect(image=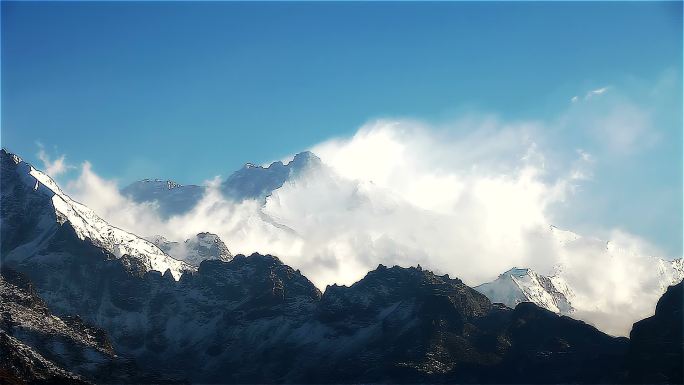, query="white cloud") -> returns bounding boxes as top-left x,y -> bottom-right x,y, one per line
585,86 -> 609,100
65,161 -> 167,234
37,144 -> 71,178
58,97 -> 677,337
570,86 -> 609,104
